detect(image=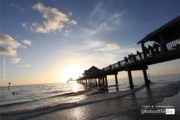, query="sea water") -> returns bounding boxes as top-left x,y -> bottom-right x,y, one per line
0,73 -> 180,120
